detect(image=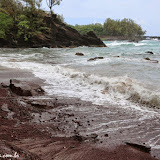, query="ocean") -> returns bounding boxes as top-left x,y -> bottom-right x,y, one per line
0,40 -> 160,108
0,40 -> 160,157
